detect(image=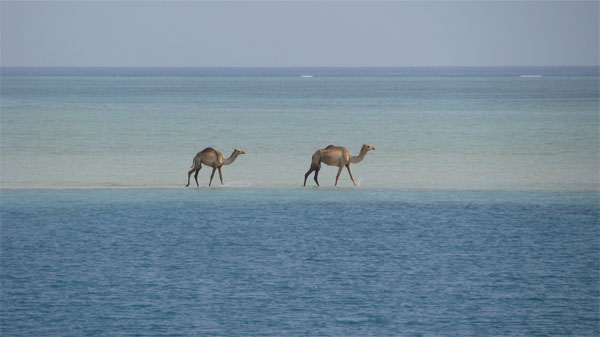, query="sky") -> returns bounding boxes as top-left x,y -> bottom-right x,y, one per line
1,1 -> 598,67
